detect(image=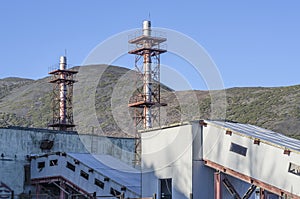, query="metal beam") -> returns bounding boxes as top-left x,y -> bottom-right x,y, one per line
242,184 -> 257,199
49,181 -> 69,199
204,159 -> 300,199
31,176 -> 94,199
222,177 -> 241,199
